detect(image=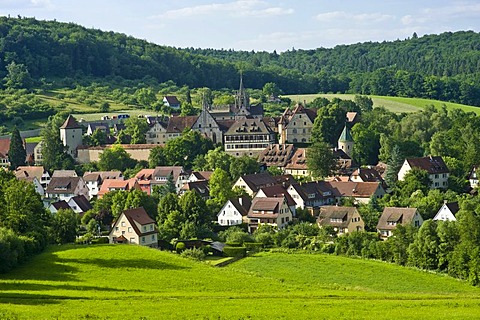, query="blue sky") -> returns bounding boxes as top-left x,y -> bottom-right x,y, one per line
1,0 -> 479,52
